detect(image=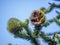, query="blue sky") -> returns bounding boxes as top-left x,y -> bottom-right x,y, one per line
0,0 -> 60,45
